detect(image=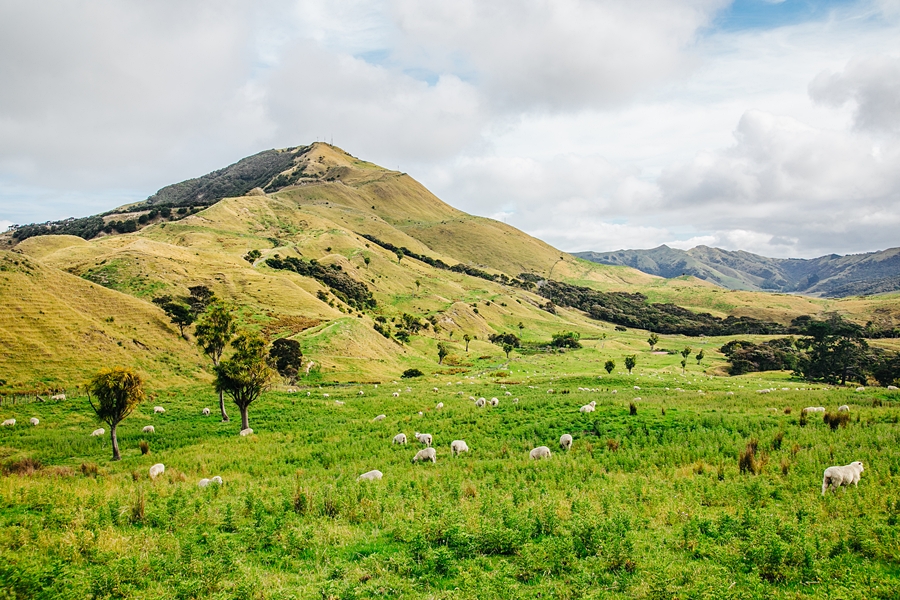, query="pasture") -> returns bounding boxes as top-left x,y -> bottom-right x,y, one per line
2,364 -> 900,599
